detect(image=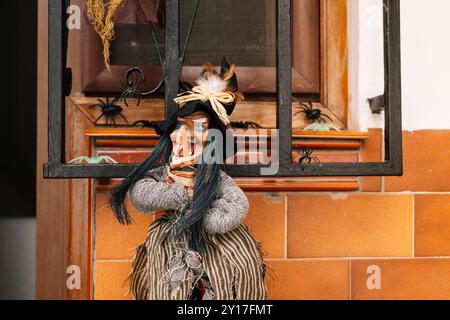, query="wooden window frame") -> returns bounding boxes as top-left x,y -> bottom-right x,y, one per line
44,0 -> 403,179
79,0 -> 320,96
